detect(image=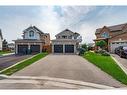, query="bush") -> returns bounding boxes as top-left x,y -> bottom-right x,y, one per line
94,50 -> 110,56
77,48 -> 86,55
